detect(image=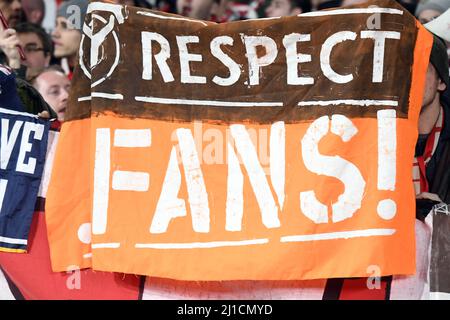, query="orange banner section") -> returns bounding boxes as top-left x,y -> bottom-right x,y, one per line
48,113 -> 418,280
